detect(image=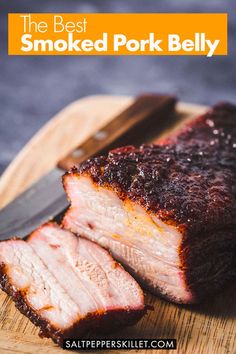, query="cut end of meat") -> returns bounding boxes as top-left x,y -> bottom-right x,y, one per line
63,174 -> 194,304
62,102 -> 236,304
0,223 -> 145,346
